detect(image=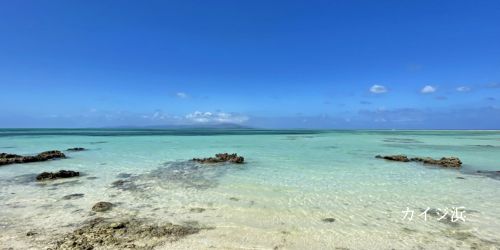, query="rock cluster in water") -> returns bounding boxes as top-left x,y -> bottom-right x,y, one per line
36,170 -> 80,181
0,150 -> 66,166
52,217 -> 201,250
192,153 -> 244,164
376,155 -> 462,168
